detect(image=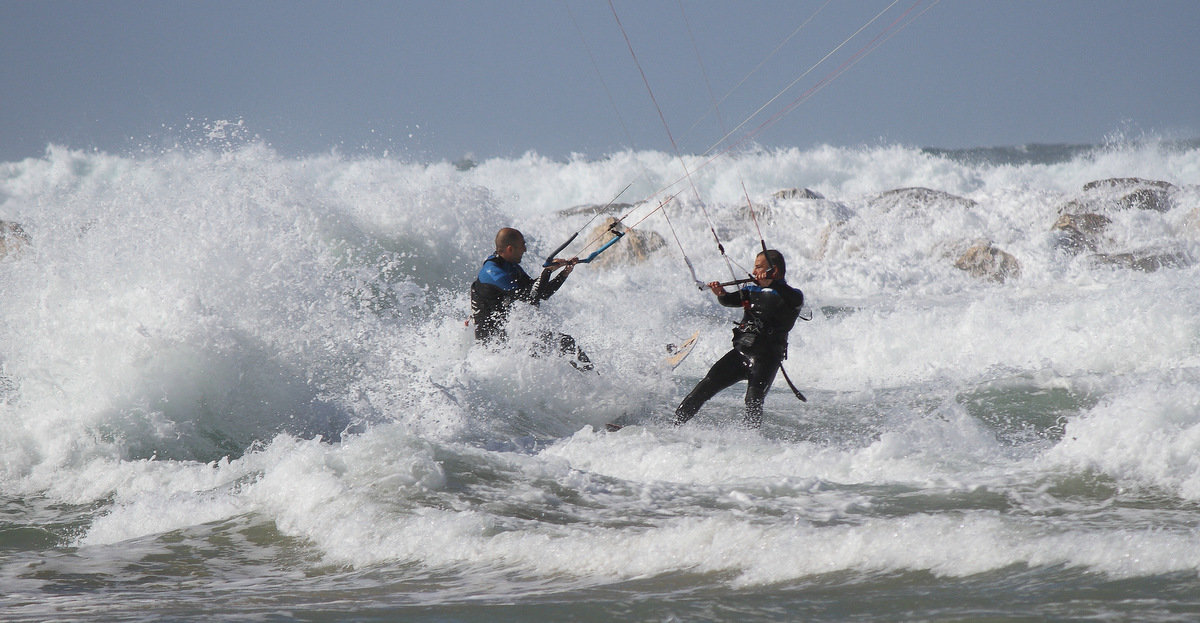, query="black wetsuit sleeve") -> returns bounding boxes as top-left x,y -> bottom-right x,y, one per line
777,282 -> 804,311
529,267 -> 568,303
716,290 -> 745,308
